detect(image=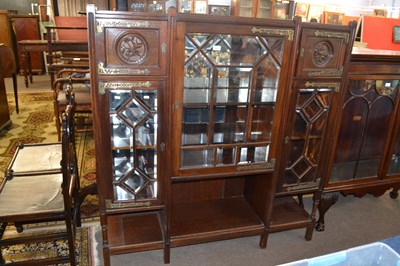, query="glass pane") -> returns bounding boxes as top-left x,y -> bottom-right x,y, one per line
251,105 -> 274,142
181,148 -> 214,168
182,107 -> 209,145
355,96 -> 393,179
136,149 -> 156,179
203,35 -> 232,65
120,98 -> 149,127
213,105 -> 247,144
239,0 -> 253,17
331,79 -> 398,182
253,58 -> 280,103
113,170 -> 156,200
217,147 -> 236,165
136,115 -> 156,146
215,67 -> 251,103
180,0 -> 192,13
111,115 -> 133,148
112,149 -> 134,181
110,90 -> 131,112
239,146 -> 269,163
258,0 -> 272,18
389,132 -> 400,174
135,90 -> 157,111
